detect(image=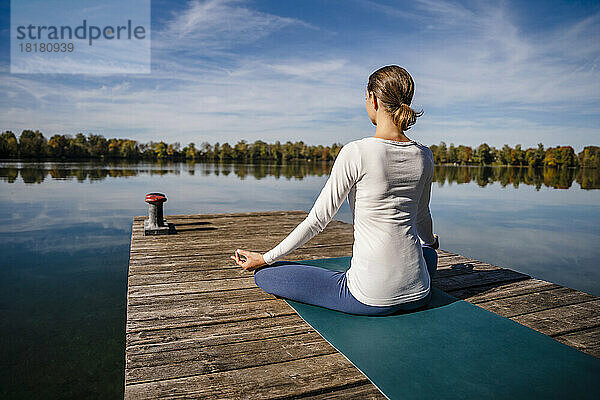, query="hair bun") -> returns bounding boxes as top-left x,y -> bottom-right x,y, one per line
392,103 -> 424,132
